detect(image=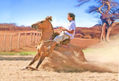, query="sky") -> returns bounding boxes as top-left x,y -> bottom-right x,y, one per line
0,0 -> 118,27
